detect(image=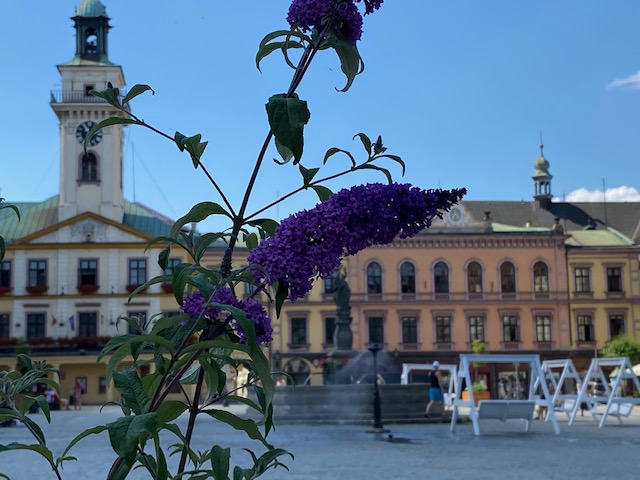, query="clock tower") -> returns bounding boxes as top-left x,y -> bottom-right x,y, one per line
50,0 -> 126,223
